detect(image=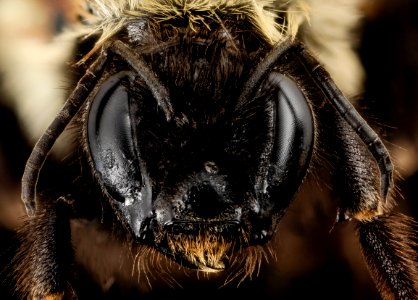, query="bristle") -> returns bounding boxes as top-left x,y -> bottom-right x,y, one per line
222,244 -> 272,287
167,232 -> 233,271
